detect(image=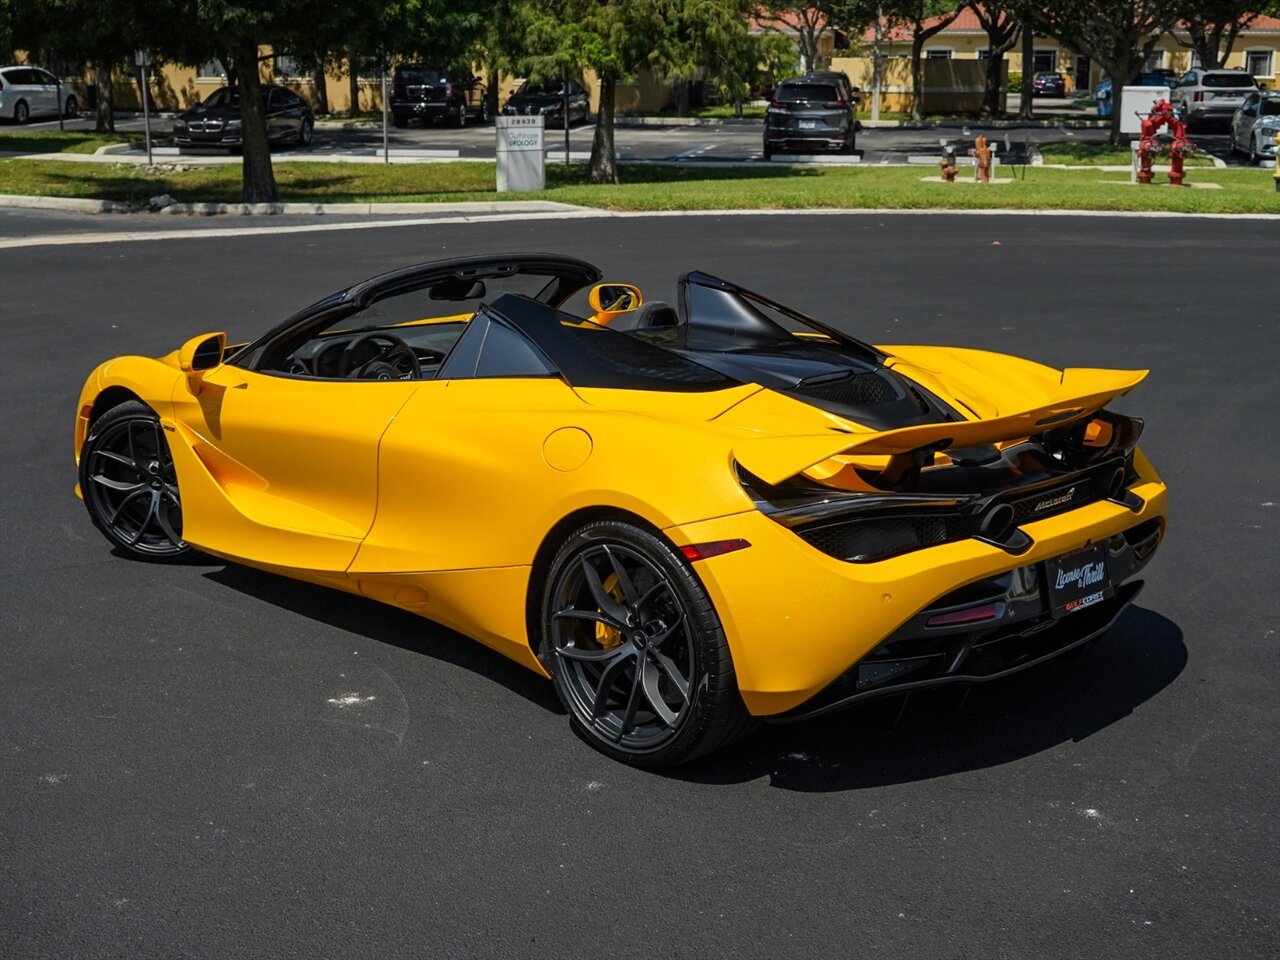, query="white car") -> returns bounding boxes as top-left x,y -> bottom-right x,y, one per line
1230,91 -> 1280,162
0,65 -> 79,124
1169,68 -> 1258,130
